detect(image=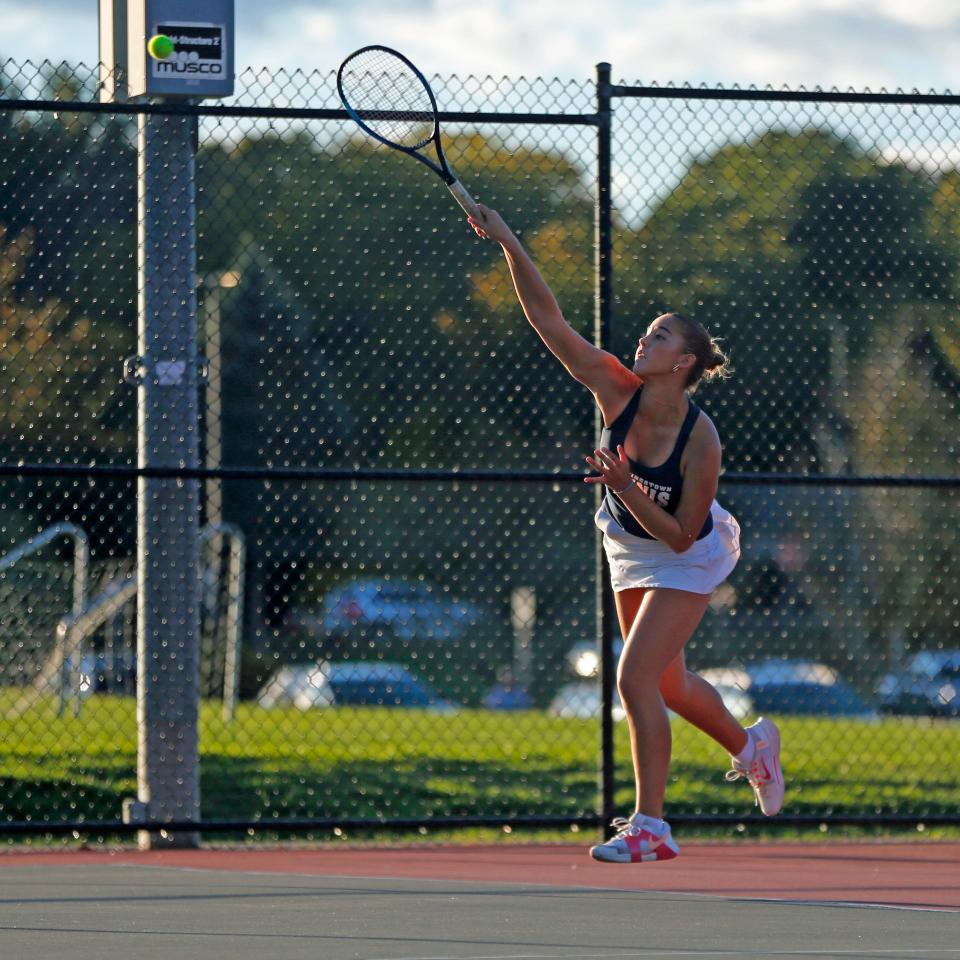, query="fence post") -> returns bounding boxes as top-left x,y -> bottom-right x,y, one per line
594,62 -> 617,836
133,107 -> 202,849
